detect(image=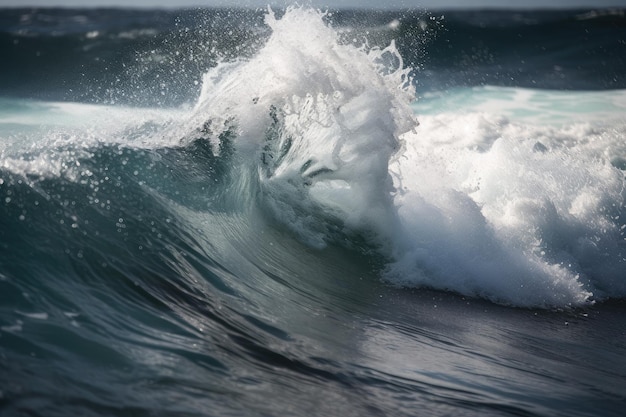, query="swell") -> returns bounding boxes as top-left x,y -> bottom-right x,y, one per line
2,6 -> 626,311
0,137 -> 393,416
3,6 -> 626,311
1,7 -> 626,417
